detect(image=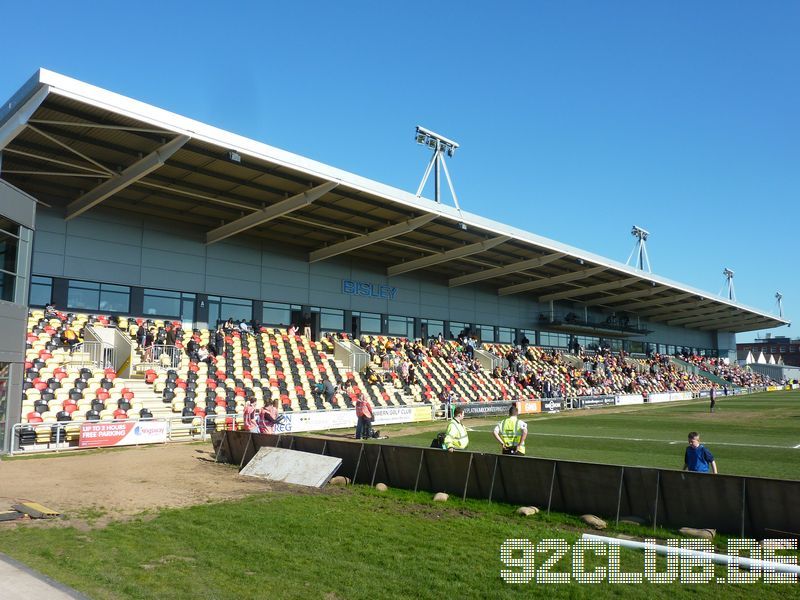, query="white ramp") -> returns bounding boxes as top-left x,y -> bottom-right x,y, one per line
239,447 -> 342,488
